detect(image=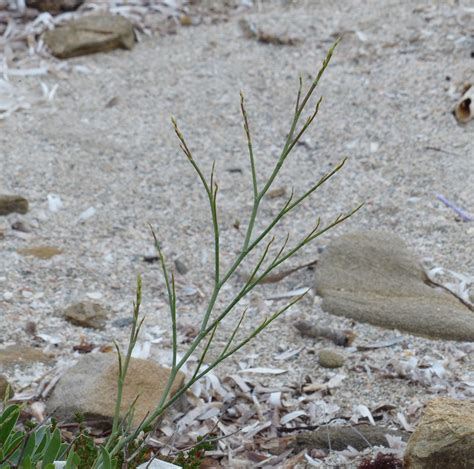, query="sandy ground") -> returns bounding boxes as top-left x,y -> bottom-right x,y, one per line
1,0 -> 473,466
